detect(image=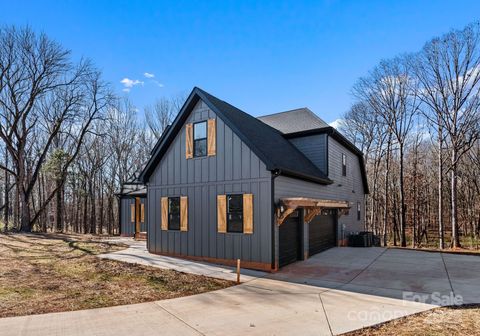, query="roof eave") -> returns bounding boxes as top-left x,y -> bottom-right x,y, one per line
273,167 -> 333,185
